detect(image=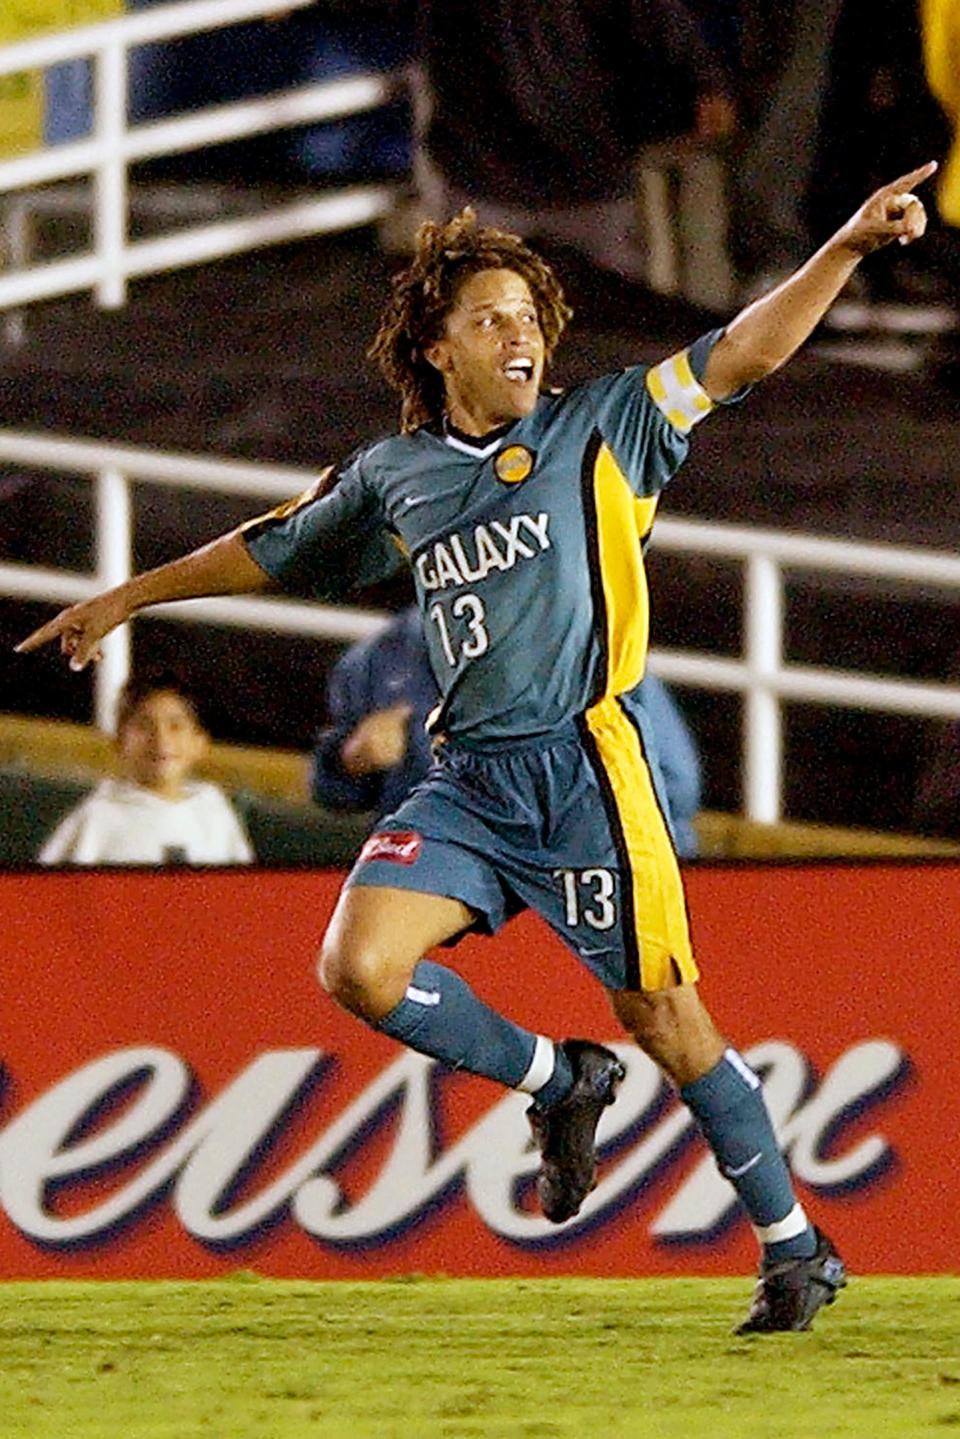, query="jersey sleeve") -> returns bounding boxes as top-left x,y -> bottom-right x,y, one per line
241,453 -> 403,602
591,328 -> 744,498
